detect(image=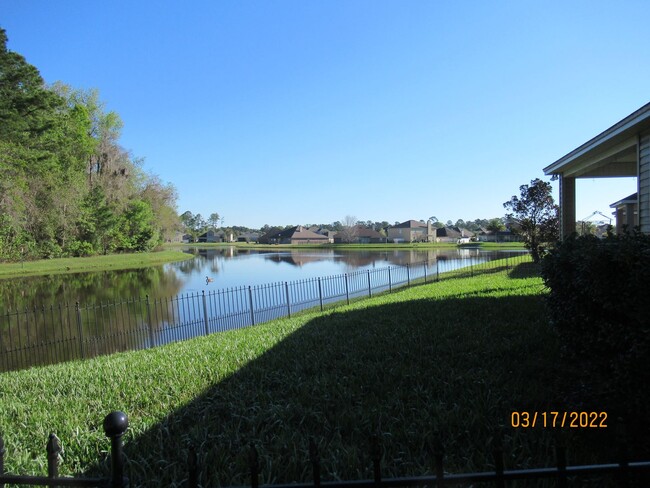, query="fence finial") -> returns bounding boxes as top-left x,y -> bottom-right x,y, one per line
103,411 -> 129,488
